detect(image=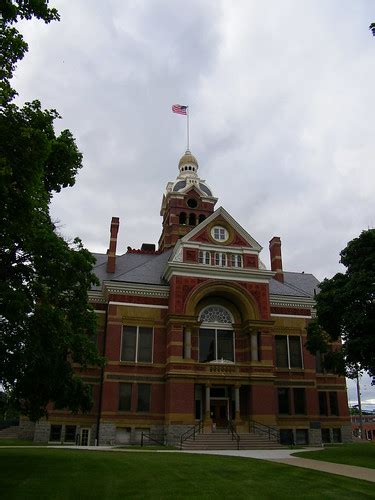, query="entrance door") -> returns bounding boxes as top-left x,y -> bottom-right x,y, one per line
80,428 -> 90,446
210,400 -> 228,428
